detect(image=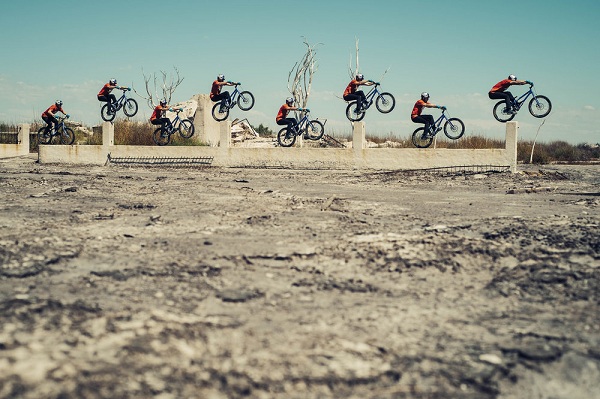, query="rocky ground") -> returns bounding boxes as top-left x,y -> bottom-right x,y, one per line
0,155 -> 598,399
